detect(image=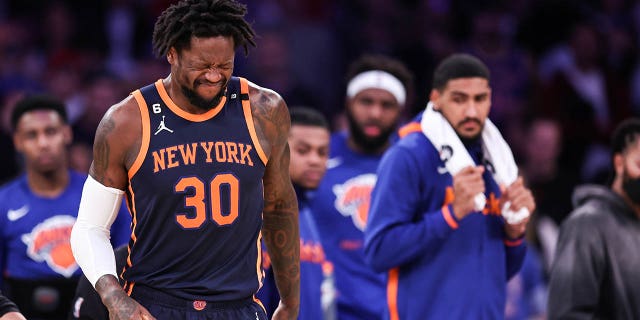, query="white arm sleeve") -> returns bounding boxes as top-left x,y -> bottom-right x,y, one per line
70,175 -> 124,288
